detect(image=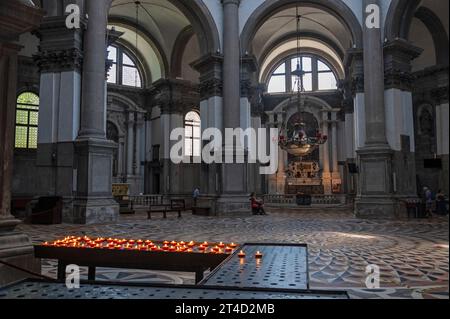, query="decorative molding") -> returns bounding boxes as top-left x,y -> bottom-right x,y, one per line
191,54 -> 223,99
34,48 -> 83,73
199,78 -> 223,99
148,79 -> 200,115
384,39 -> 423,91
